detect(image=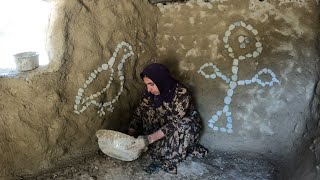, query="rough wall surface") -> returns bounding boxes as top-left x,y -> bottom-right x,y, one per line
0,0 -> 158,178
287,60 -> 320,179
155,0 -> 319,160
